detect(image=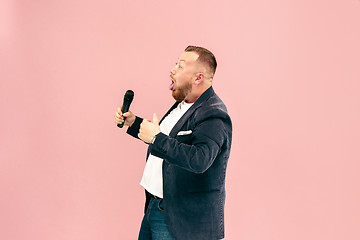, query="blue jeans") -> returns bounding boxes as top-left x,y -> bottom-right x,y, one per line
138,197 -> 175,240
